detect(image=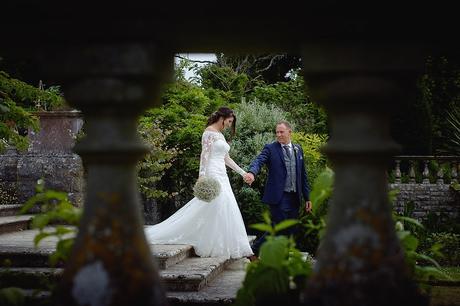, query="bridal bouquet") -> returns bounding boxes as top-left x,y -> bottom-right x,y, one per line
193,176 -> 221,203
